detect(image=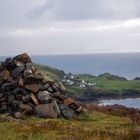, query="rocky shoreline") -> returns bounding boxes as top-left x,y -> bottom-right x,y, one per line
76,89 -> 140,102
